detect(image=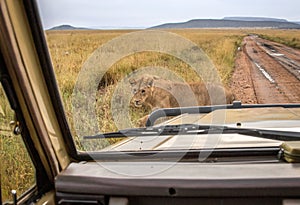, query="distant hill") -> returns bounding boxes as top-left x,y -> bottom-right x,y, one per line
223,17 -> 288,22
150,18 -> 300,29
48,24 -> 89,30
